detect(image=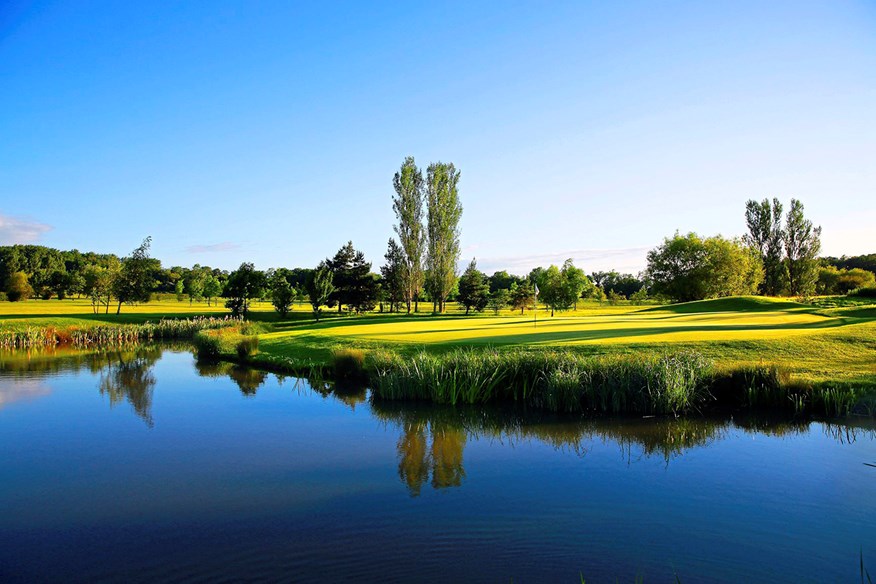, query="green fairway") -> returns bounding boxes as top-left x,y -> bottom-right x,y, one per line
2,296 -> 875,385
